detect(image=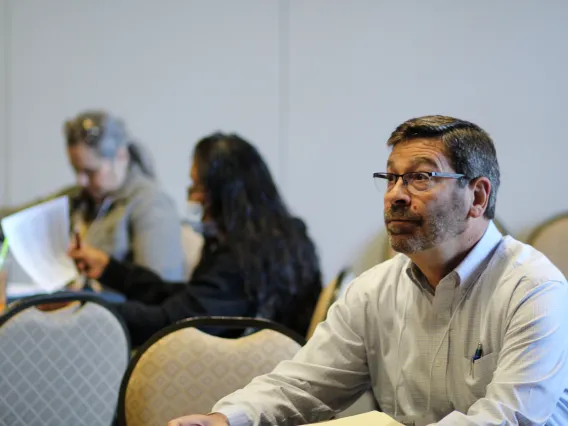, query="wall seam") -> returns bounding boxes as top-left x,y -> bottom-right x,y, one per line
277,0 -> 289,195
2,0 -> 11,204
